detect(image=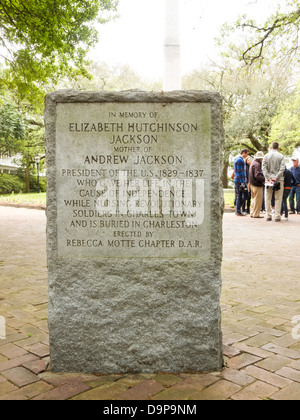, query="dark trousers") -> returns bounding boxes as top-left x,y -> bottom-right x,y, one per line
235,182 -> 248,214
281,189 -> 291,218
242,184 -> 251,213
261,187 -> 266,212
289,186 -> 300,212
